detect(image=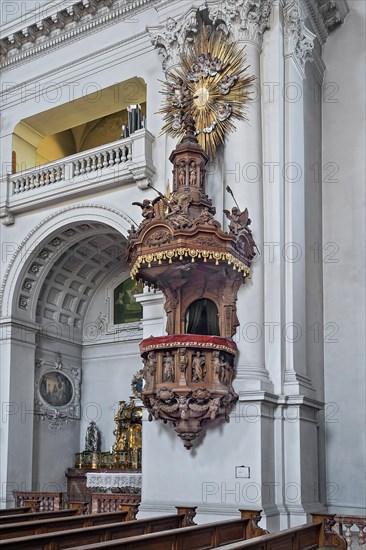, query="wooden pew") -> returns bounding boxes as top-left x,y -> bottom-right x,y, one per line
0,508 -> 78,525
0,518 -> 252,550
65,517 -> 255,550
0,510 -> 128,540
207,514 -> 347,550
0,506 -> 31,515
0,507 -> 198,550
